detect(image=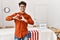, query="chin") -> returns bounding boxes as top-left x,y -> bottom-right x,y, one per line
22,11 -> 25,12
